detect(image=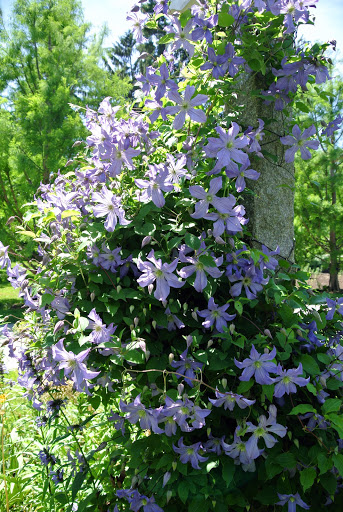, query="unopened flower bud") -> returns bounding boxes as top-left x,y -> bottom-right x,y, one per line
229,323 -> 235,334
143,308 -> 147,316
191,310 -> 198,321
134,317 -> 139,327
131,476 -> 138,487
162,300 -> 167,308
264,329 -> 272,339
145,350 -> 150,361
117,285 -> 122,293
141,236 -> 152,248
166,490 -> 172,503
215,236 -> 226,245
130,325 -> 135,332
90,292 -> 95,302
152,320 -> 157,329
207,229 -> 213,237
163,472 -> 171,488
177,383 -> 184,395
148,284 -> 154,295
207,339 -> 213,348
186,335 -> 193,347
212,502 -> 216,508
183,303 -> 188,312
297,329 -> 302,336
280,328 -> 287,336
169,353 -> 174,364
294,439 -> 299,449
172,461 -> 177,471
129,305 -> 135,314
222,378 -> 227,389
320,375 -> 327,387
